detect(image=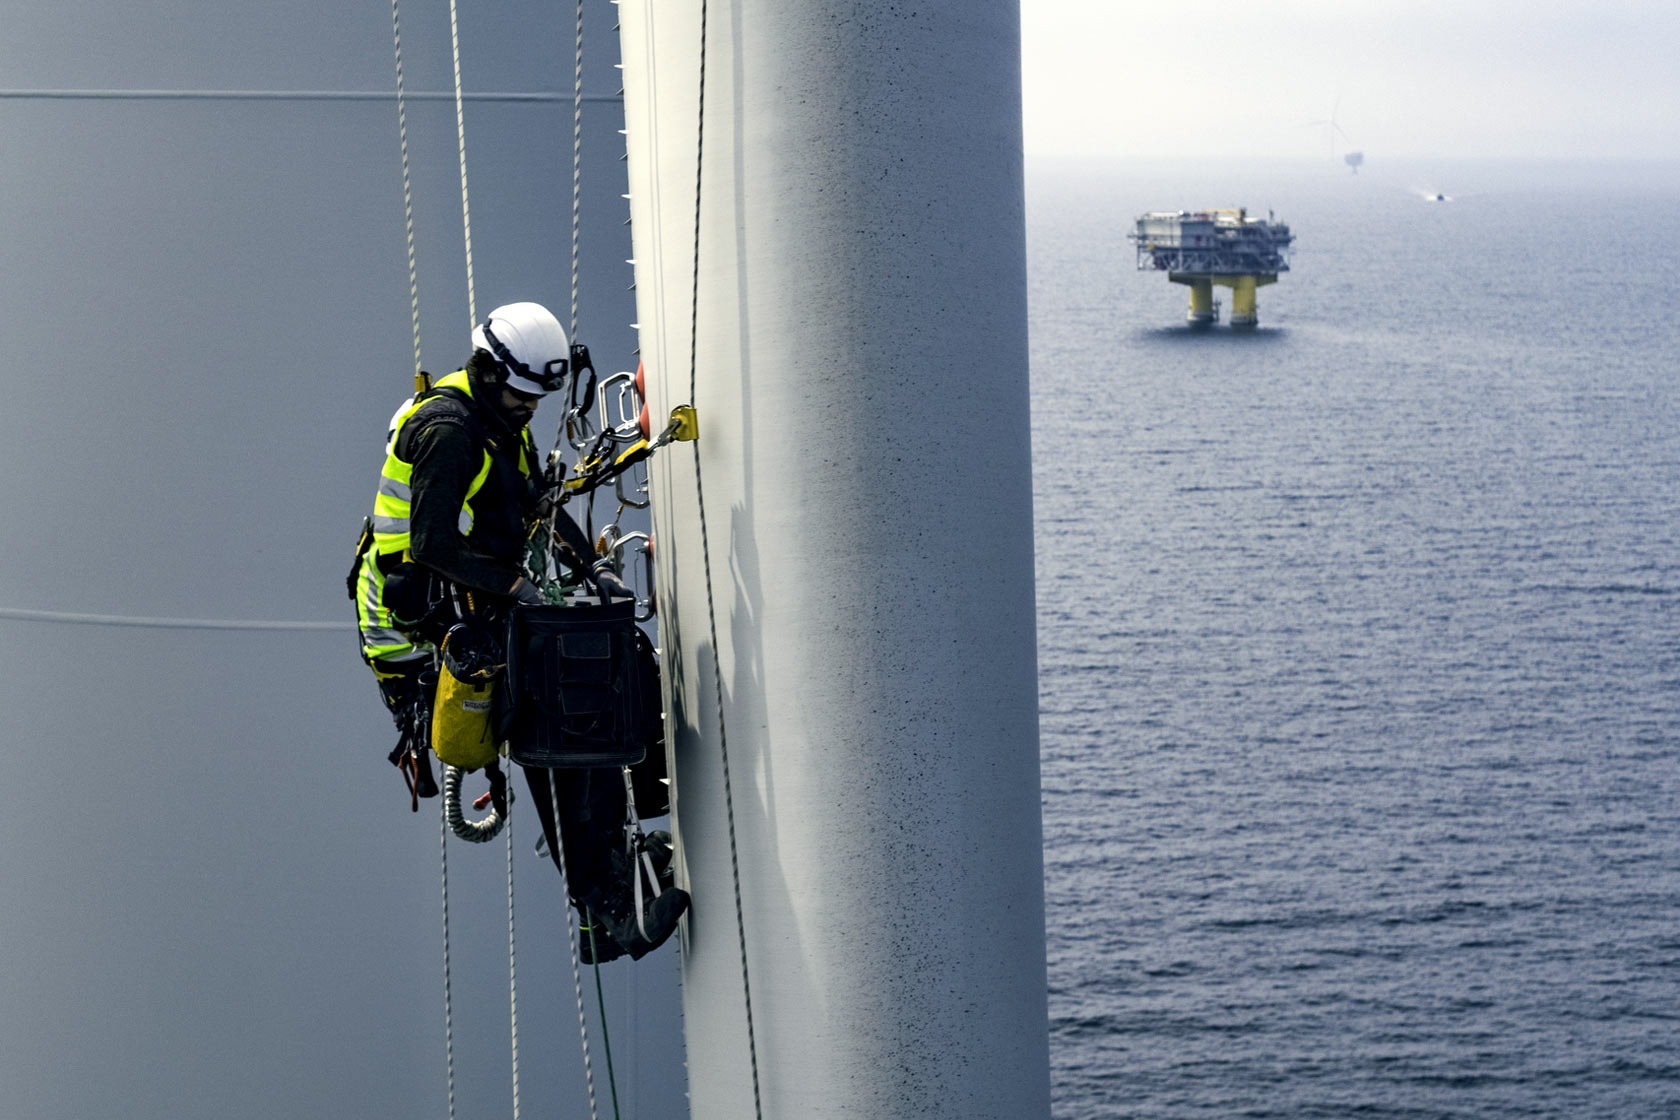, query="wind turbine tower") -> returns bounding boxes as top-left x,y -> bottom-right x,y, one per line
615,2 -> 1052,1118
